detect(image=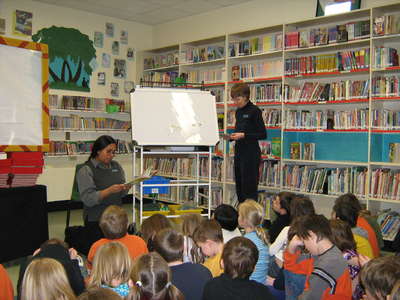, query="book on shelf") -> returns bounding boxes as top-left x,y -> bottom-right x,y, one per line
271,137 -> 281,157
303,143 -> 316,160
249,83 -> 282,103
142,71 -> 179,84
231,65 -> 240,81
374,47 -> 399,69
337,24 -> 348,42
231,60 -> 282,80
181,45 -> 224,64
227,110 -> 236,127
319,27 -> 328,45
290,142 -> 302,159
372,75 -> 400,97
259,160 -> 280,187
372,109 -> 400,129
143,52 -> 179,70
182,68 -> 222,83
229,33 -> 282,57
261,108 -> 281,127
371,169 -> 400,200
373,13 -> 400,36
